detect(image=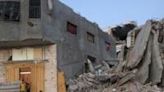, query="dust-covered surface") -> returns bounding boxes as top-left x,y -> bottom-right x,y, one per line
68,19 -> 164,92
